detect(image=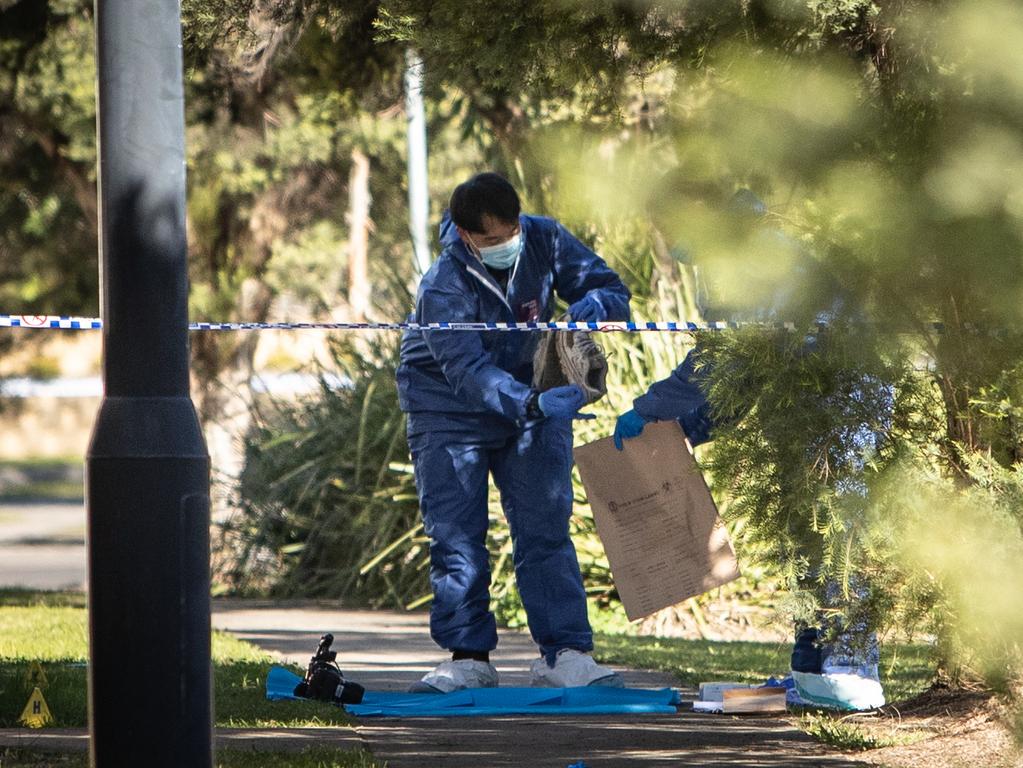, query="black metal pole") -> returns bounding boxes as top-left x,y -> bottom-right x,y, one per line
87,1 -> 212,766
